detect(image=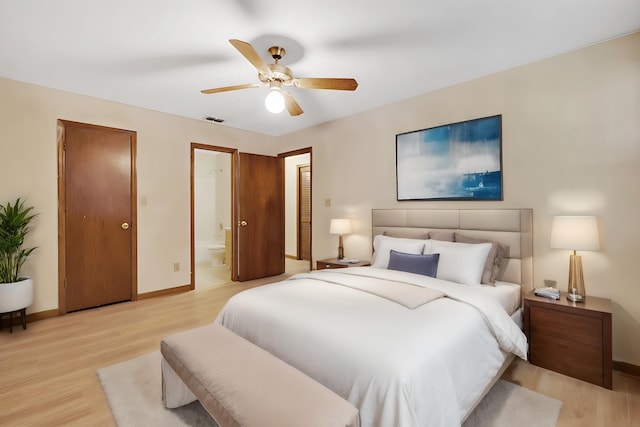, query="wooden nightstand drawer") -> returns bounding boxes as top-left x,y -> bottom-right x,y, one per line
529,306 -> 602,348
530,333 -> 603,385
